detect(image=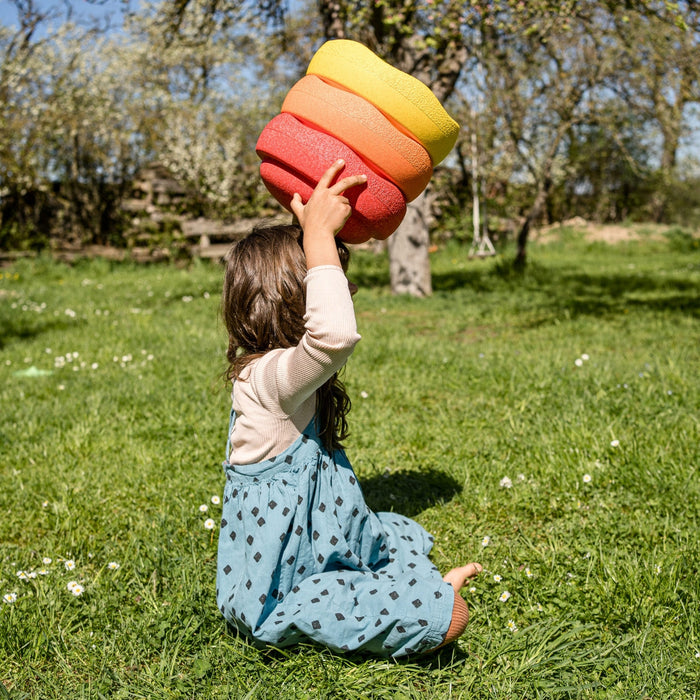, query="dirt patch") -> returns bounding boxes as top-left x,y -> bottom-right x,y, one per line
532,218 -> 673,244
